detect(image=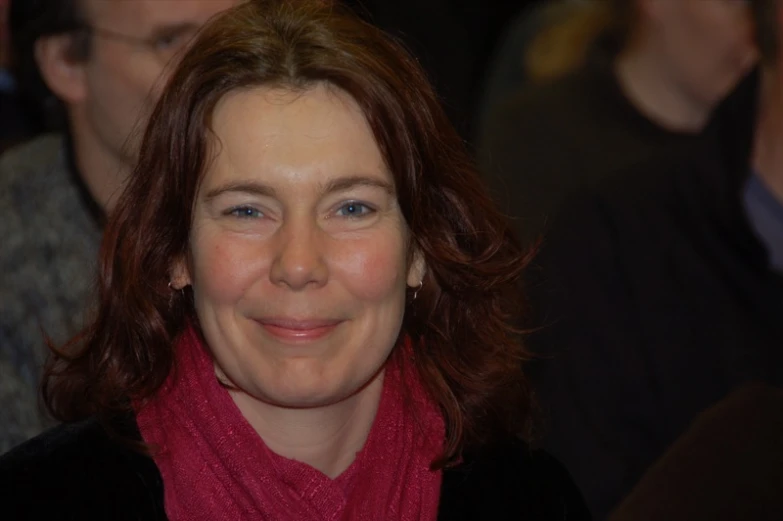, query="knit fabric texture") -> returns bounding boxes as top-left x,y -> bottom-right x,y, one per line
136,326 -> 444,521
0,134 -> 102,453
